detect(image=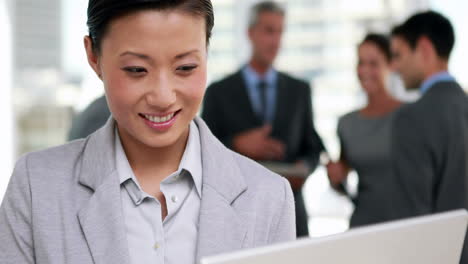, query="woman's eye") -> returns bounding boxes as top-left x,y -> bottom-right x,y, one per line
122,67 -> 147,74
176,65 -> 198,73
